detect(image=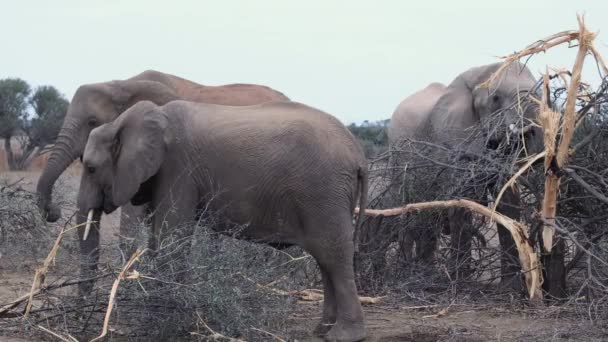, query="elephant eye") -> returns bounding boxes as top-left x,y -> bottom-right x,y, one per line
492,94 -> 500,103
88,118 -> 98,127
